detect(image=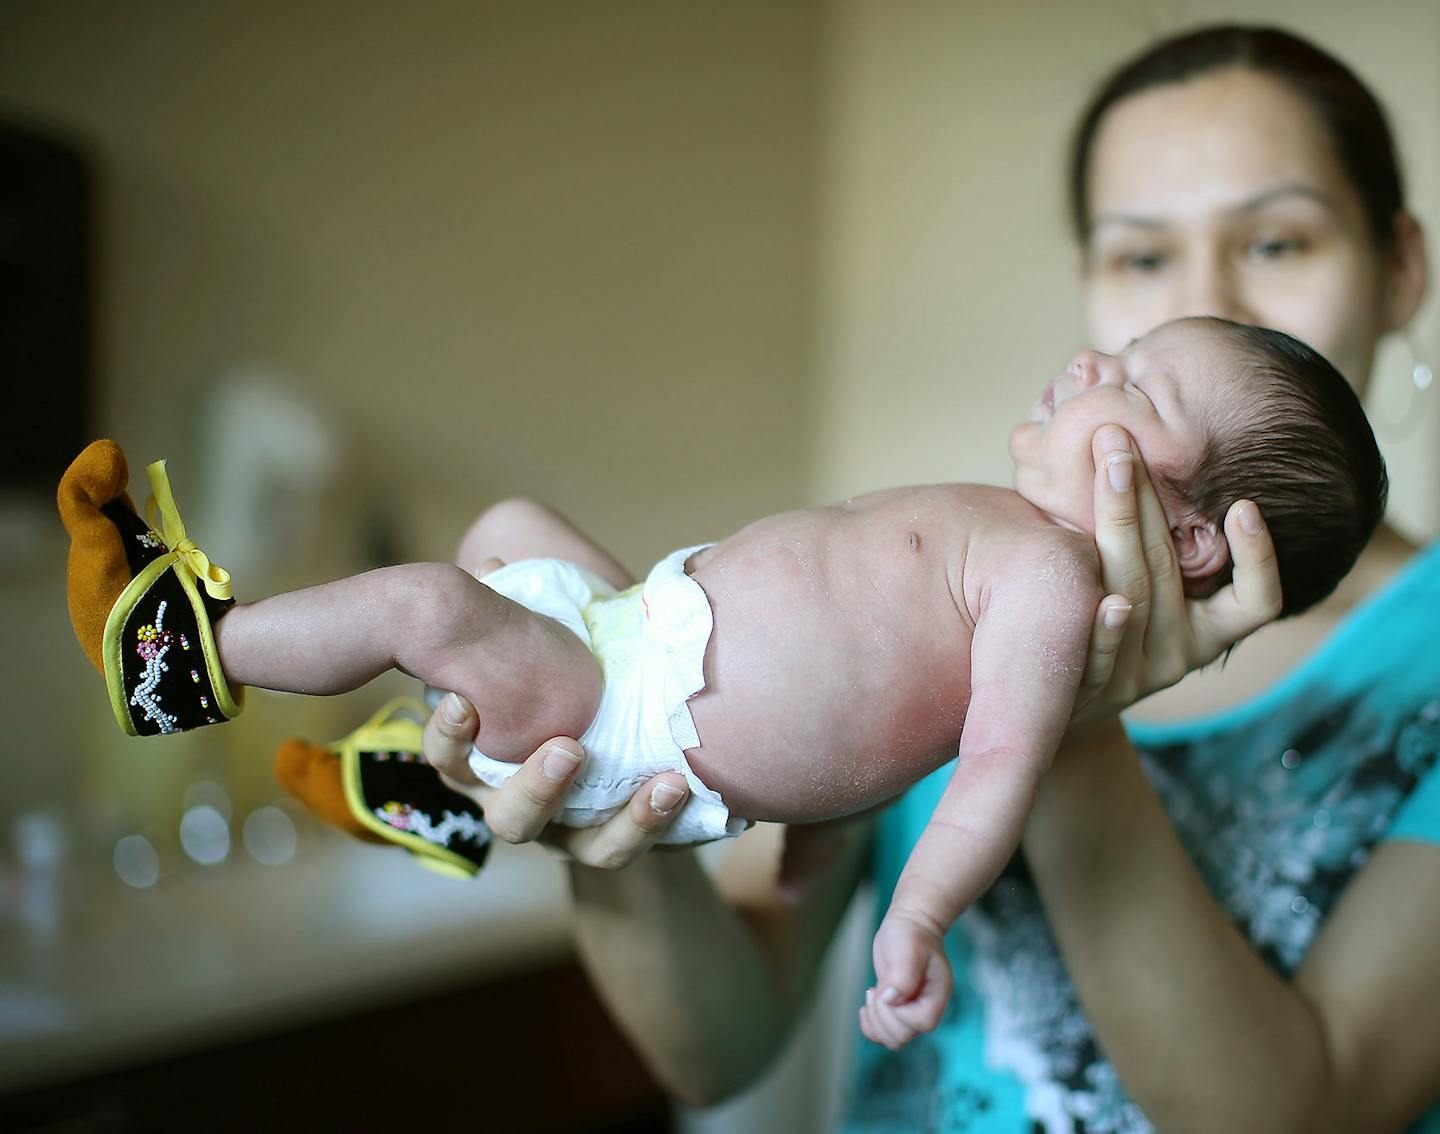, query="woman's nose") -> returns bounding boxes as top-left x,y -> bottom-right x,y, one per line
1178,257 -> 1253,325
